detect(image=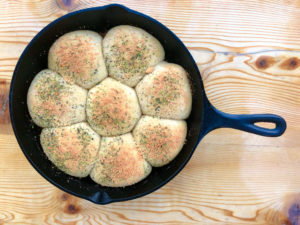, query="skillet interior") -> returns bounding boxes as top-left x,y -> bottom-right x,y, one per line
9,4 -> 204,204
